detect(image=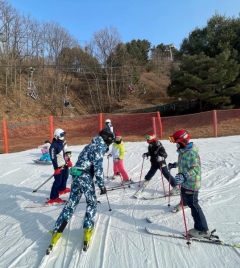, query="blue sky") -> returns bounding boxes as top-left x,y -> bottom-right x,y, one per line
8,0 -> 240,49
